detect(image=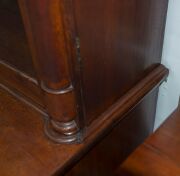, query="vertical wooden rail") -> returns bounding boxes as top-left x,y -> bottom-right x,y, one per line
18,0 -> 81,143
